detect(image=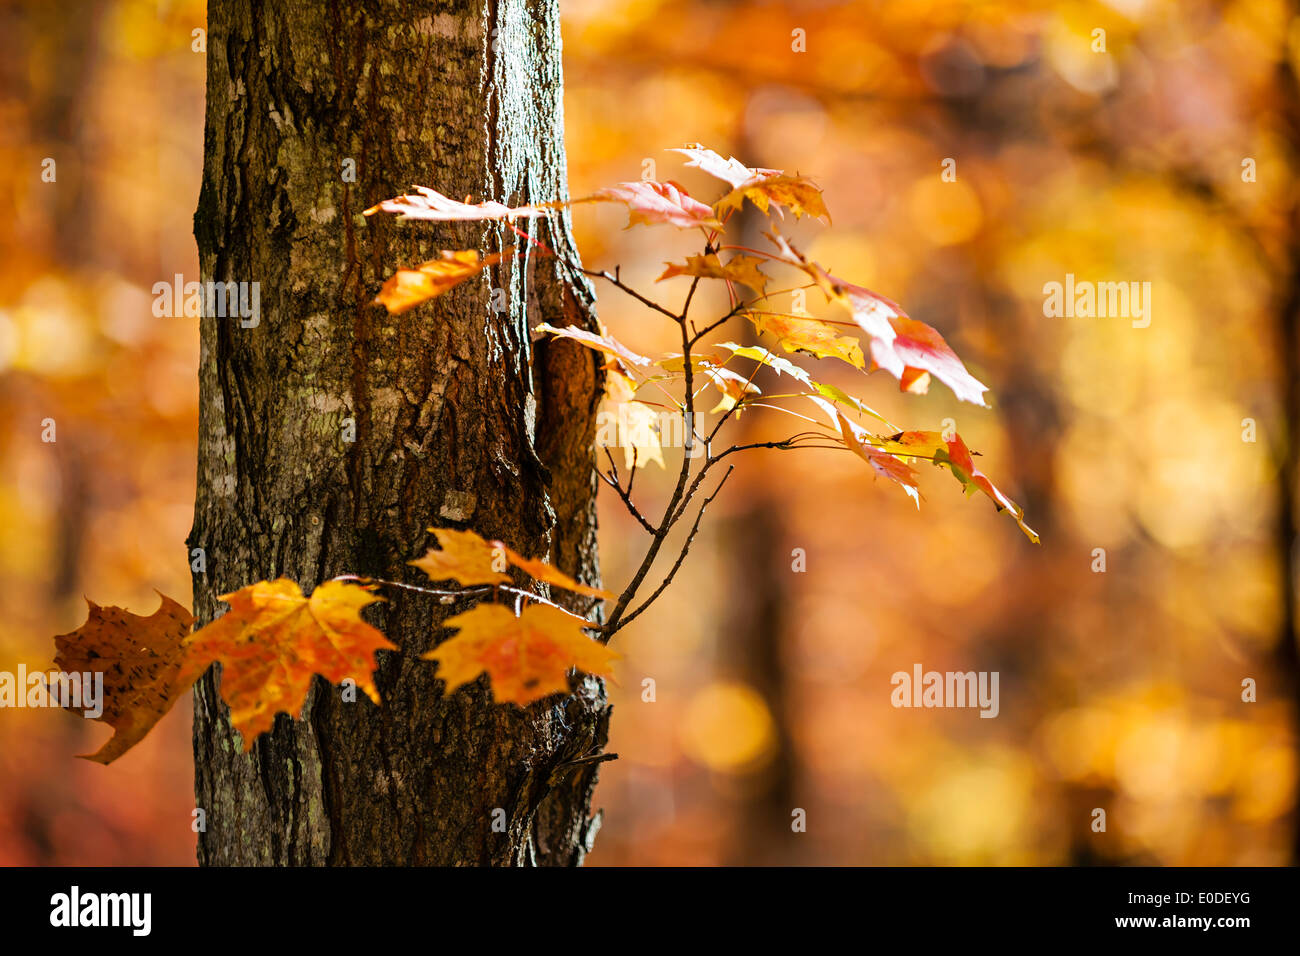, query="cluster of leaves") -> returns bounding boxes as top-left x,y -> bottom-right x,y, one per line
52,145 -> 1033,764
53,529 -> 616,762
